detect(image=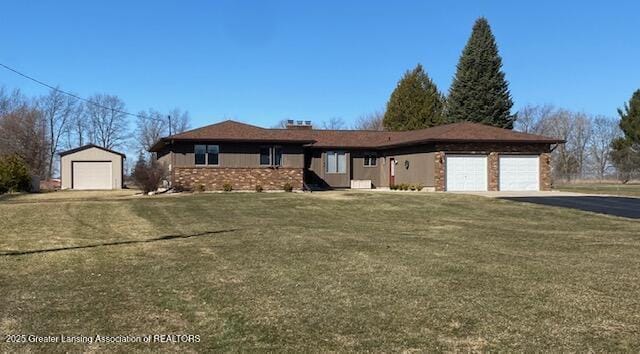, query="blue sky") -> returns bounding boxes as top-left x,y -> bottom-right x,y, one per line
1,0 -> 639,129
